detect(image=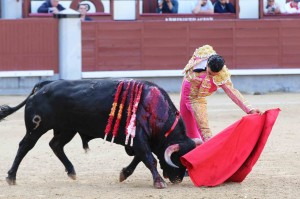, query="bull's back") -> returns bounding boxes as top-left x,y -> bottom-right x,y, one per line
26,80 -> 118,135
47,80 -> 116,111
